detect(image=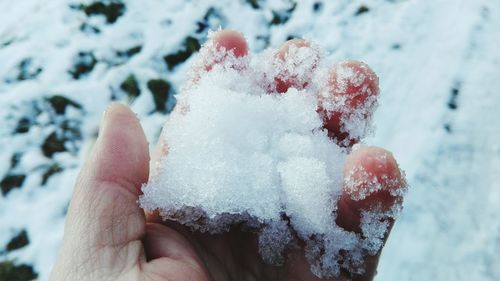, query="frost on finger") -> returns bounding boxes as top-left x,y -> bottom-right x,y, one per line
319,61 -> 379,146
140,39 -> 406,278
